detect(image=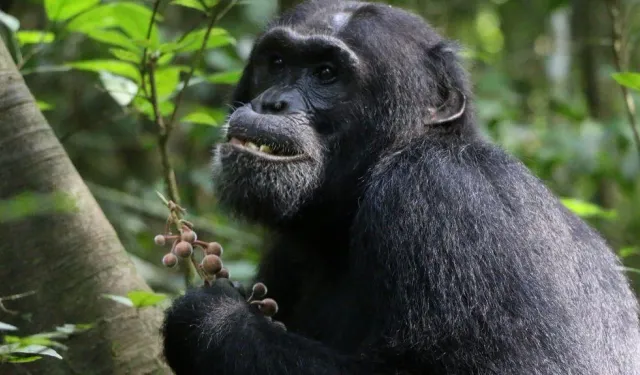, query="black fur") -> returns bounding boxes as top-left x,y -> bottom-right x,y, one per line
162,1 -> 640,374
